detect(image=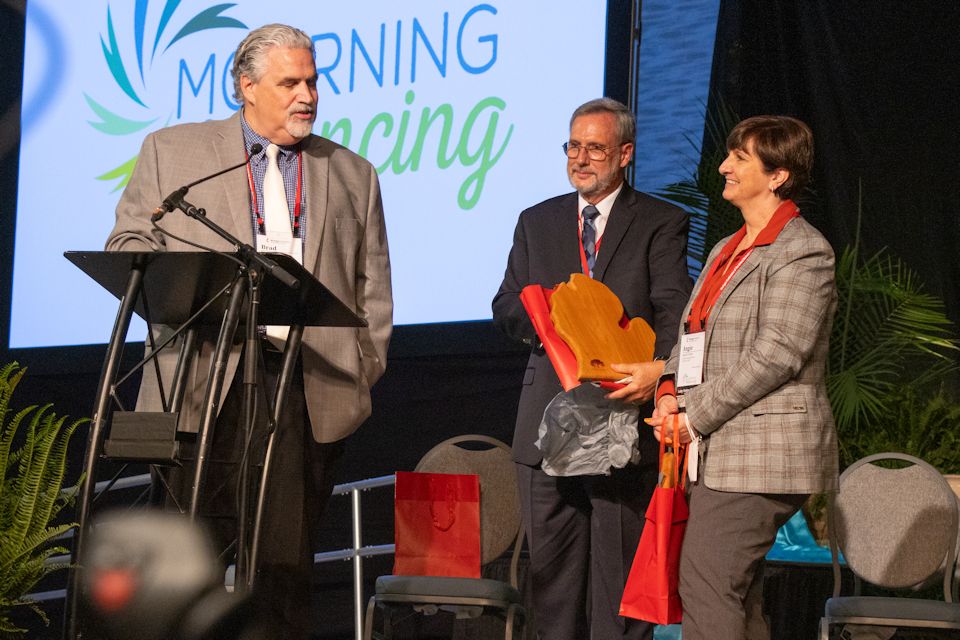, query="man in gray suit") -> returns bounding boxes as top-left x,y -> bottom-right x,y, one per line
106,24 -> 392,638
493,98 -> 691,639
